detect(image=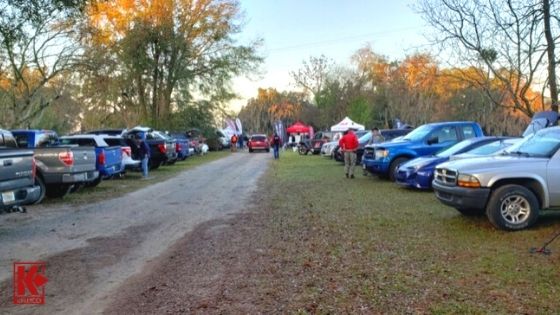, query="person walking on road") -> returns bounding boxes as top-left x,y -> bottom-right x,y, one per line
137,133 -> 151,179
230,134 -> 238,152
339,127 -> 359,179
238,133 -> 244,150
272,132 -> 281,159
